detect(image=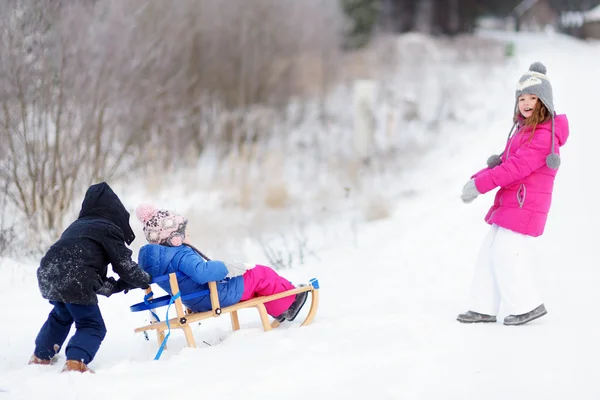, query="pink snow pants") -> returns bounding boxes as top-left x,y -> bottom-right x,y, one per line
240,265 -> 295,317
